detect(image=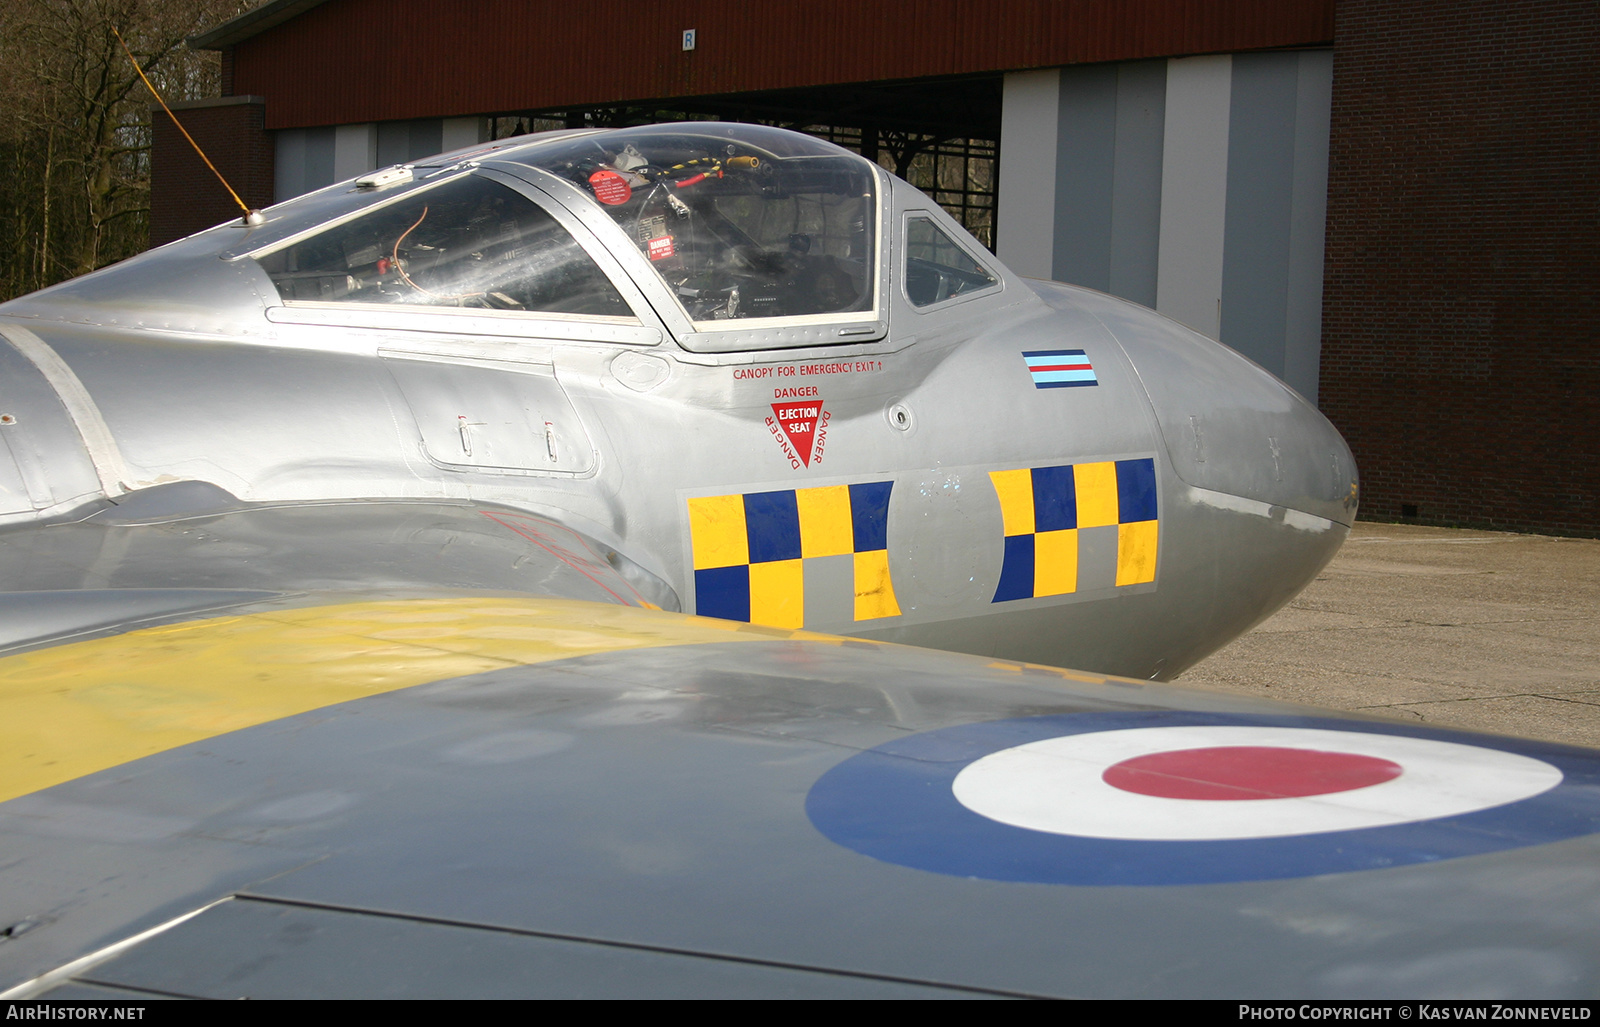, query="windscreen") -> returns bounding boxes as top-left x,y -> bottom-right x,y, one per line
255,175 -> 629,317
904,215 -> 998,307
527,125 -> 877,323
